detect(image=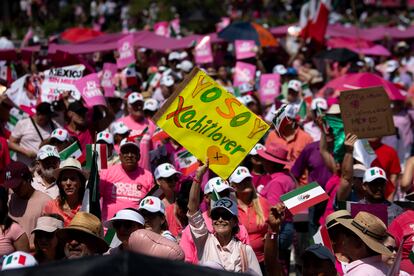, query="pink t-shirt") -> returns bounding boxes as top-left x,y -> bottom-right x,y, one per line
179,211 -> 250,264
0,223 -> 25,256
100,164 -> 154,221
237,196 -> 269,263
319,175 -> 340,226
65,125 -> 93,154
117,115 -> 156,171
